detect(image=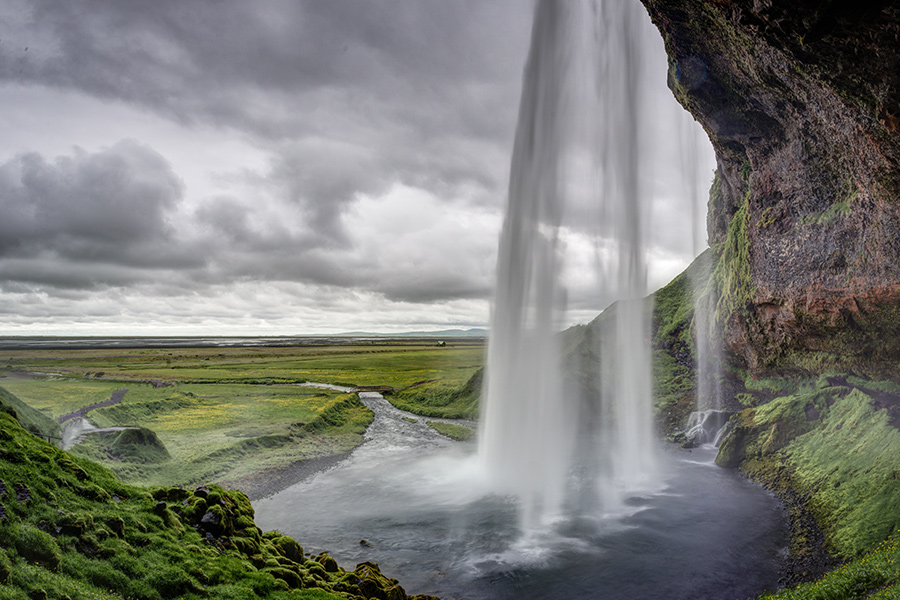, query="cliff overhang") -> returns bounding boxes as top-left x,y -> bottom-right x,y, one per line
640,0 -> 900,379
